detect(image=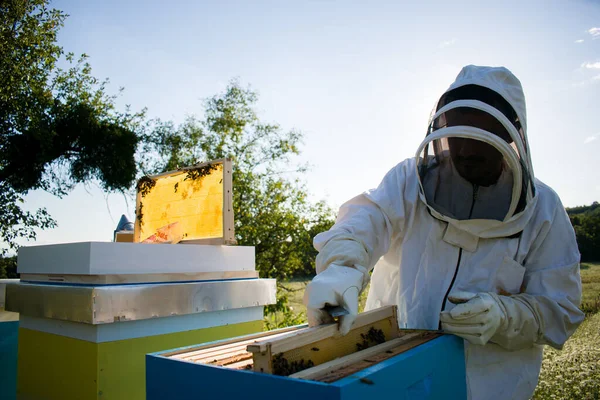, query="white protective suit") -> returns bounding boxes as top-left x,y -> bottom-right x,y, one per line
306,65 -> 584,399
